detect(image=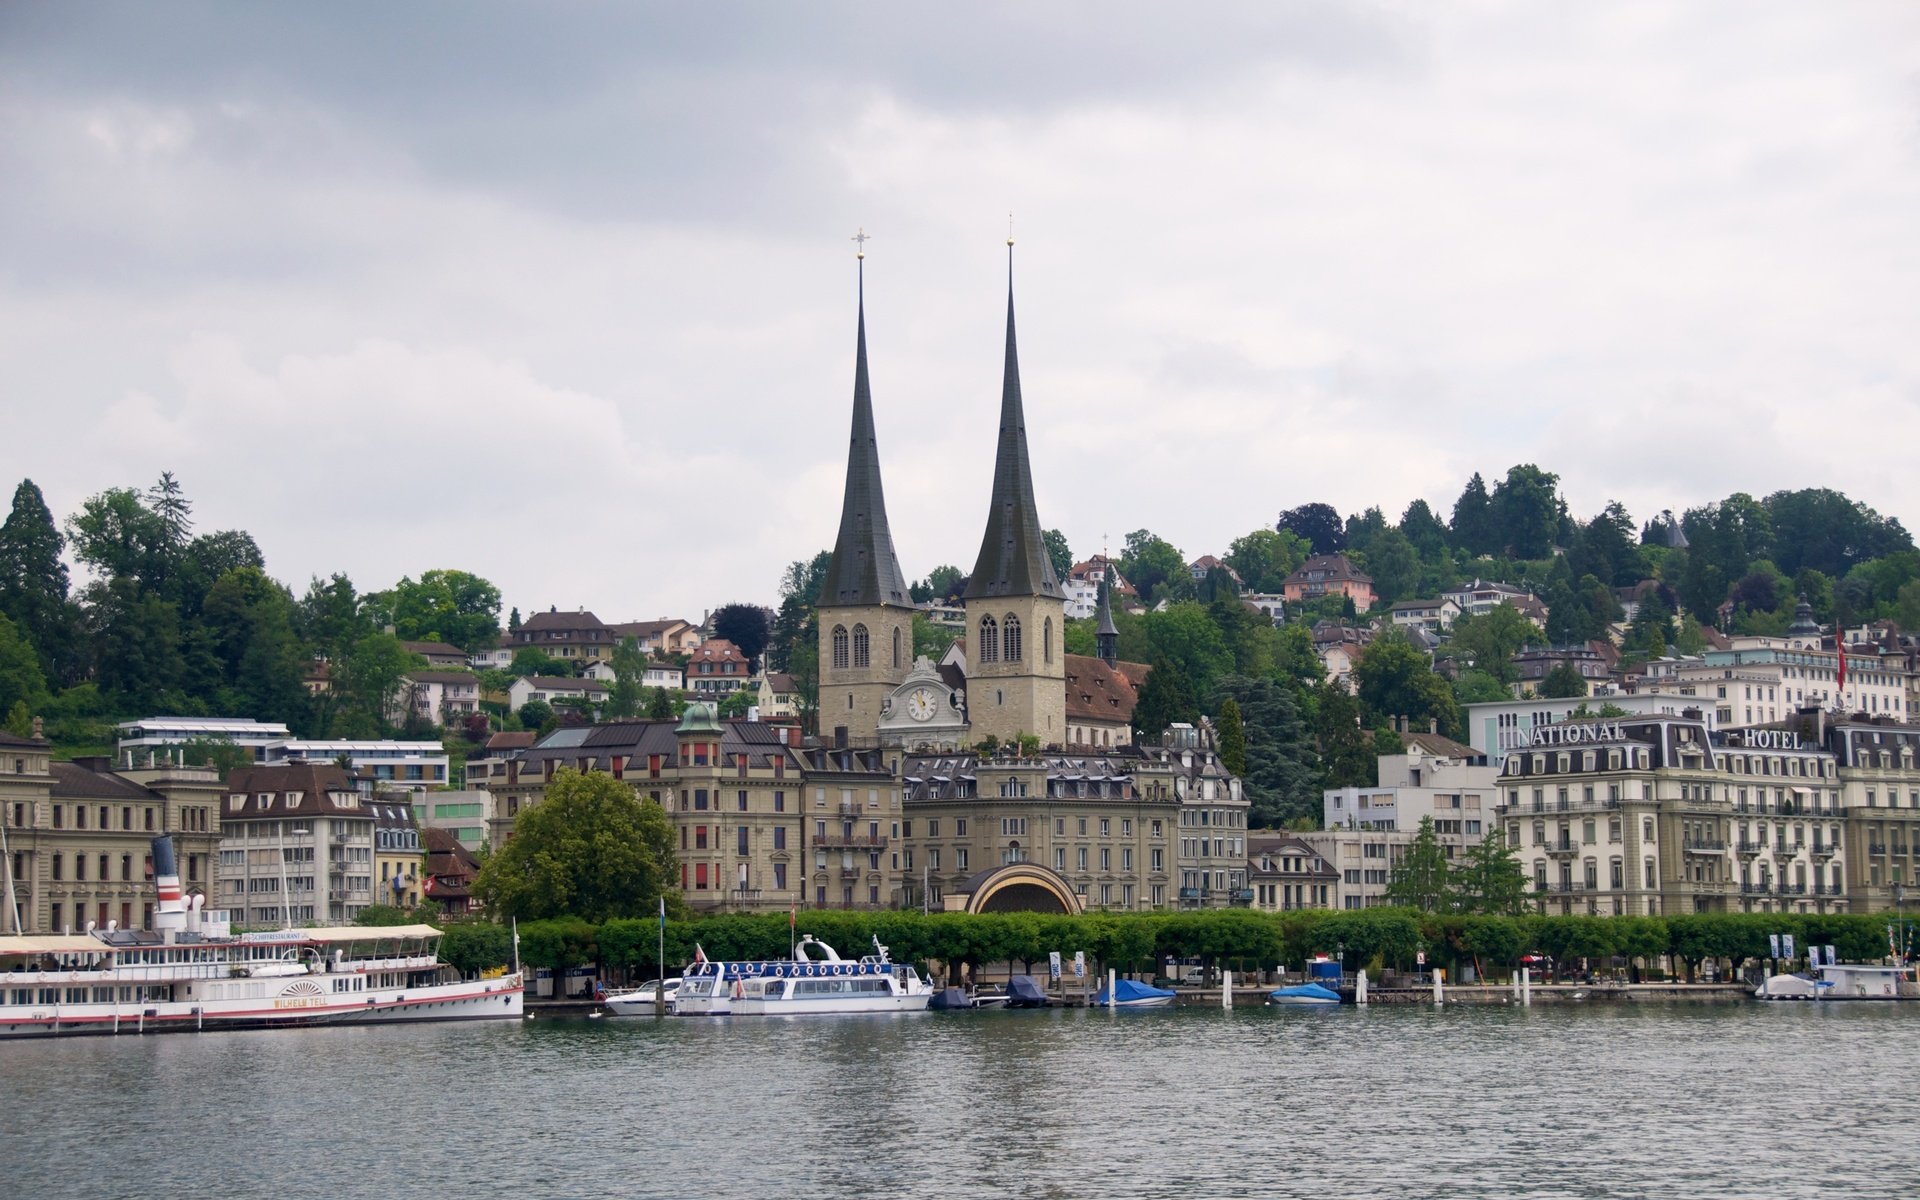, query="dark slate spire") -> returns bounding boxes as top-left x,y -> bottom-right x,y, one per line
819,252 -> 911,609
1095,577 -> 1119,666
966,244 -> 1063,601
